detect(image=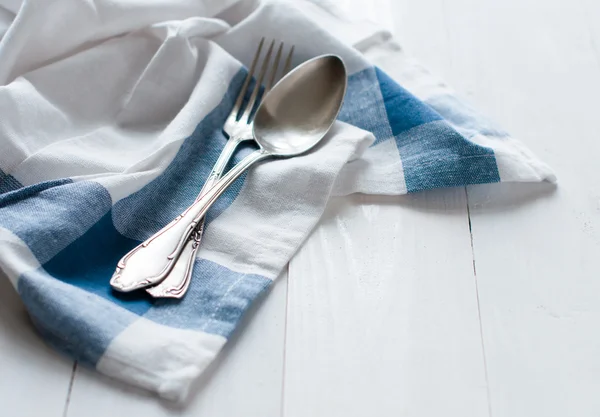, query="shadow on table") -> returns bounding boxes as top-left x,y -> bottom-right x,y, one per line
466,181 -> 557,213
330,181 -> 557,215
